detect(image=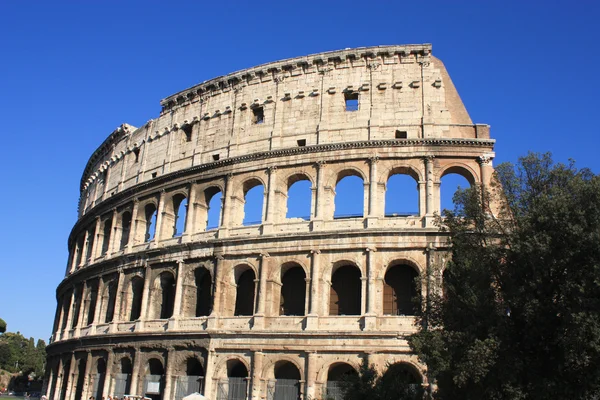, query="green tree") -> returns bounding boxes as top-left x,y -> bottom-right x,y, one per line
409,153 -> 600,399
0,318 -> 6,333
